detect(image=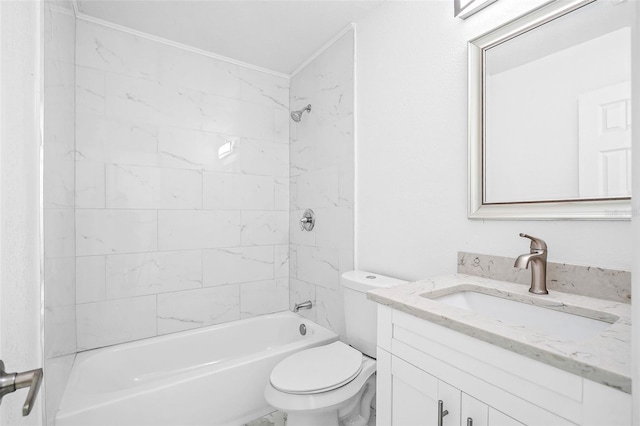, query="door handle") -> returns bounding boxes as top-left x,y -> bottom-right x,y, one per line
0,360 -> 43,416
